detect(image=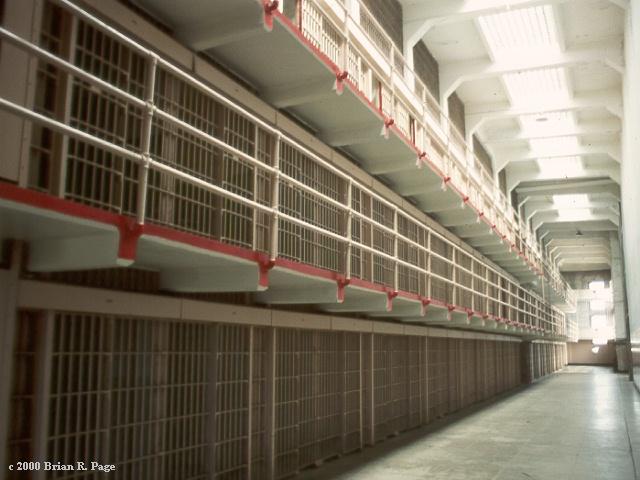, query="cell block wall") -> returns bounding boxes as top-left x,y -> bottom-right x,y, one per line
1,308 -> 572,480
